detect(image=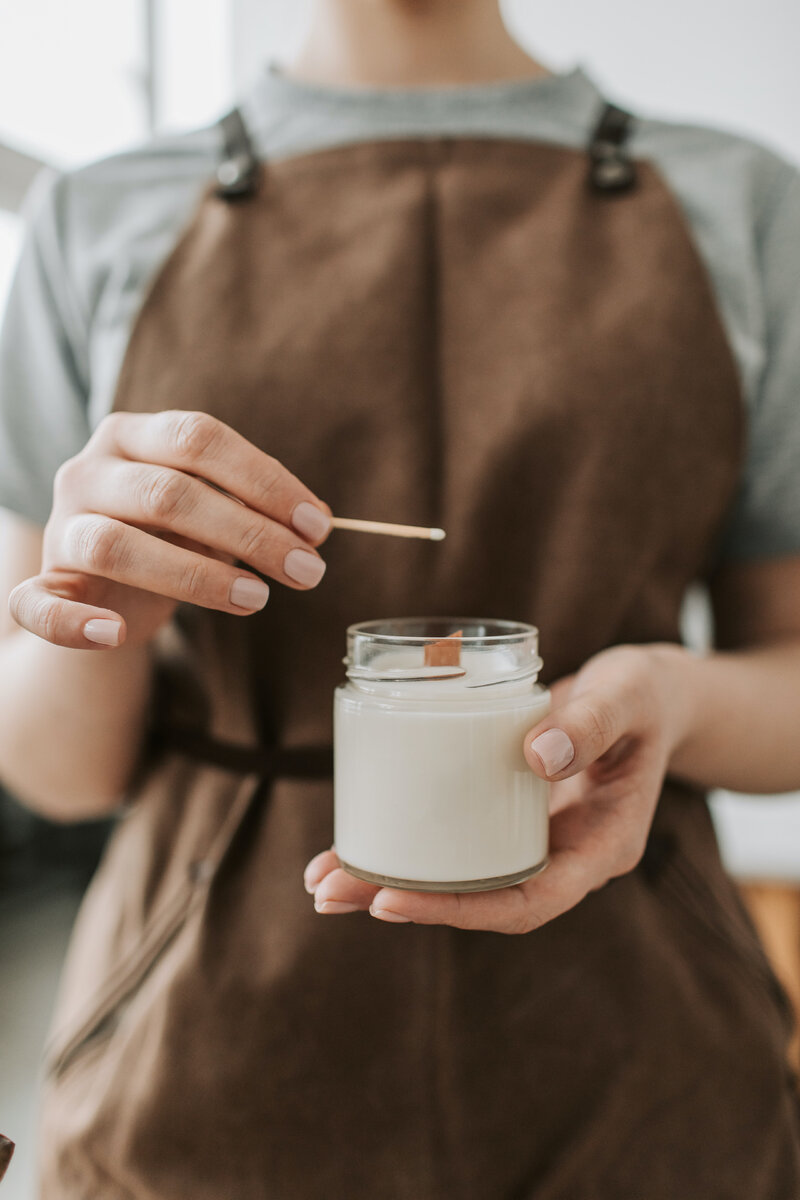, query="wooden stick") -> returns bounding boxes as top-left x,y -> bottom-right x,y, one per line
331,517 -> 446,541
